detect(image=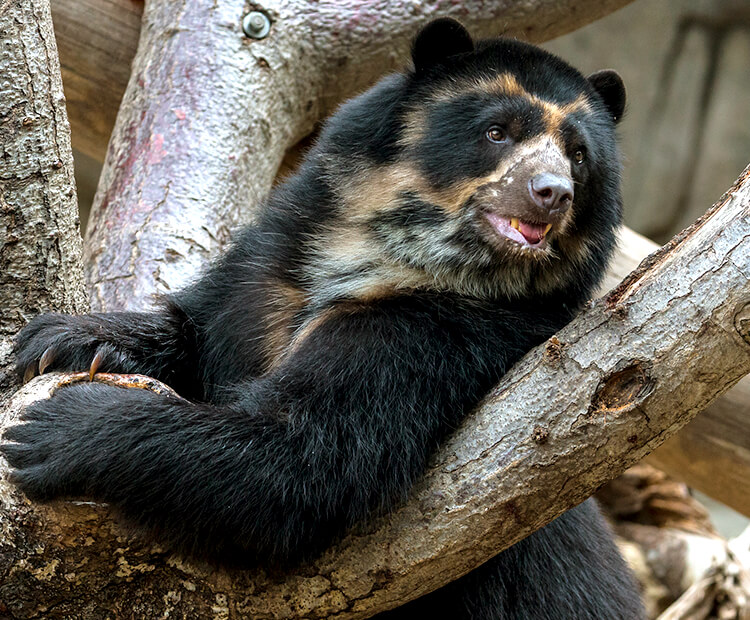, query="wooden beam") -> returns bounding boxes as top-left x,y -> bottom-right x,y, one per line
647,384 -> 750,519
50,0 -> 142,161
